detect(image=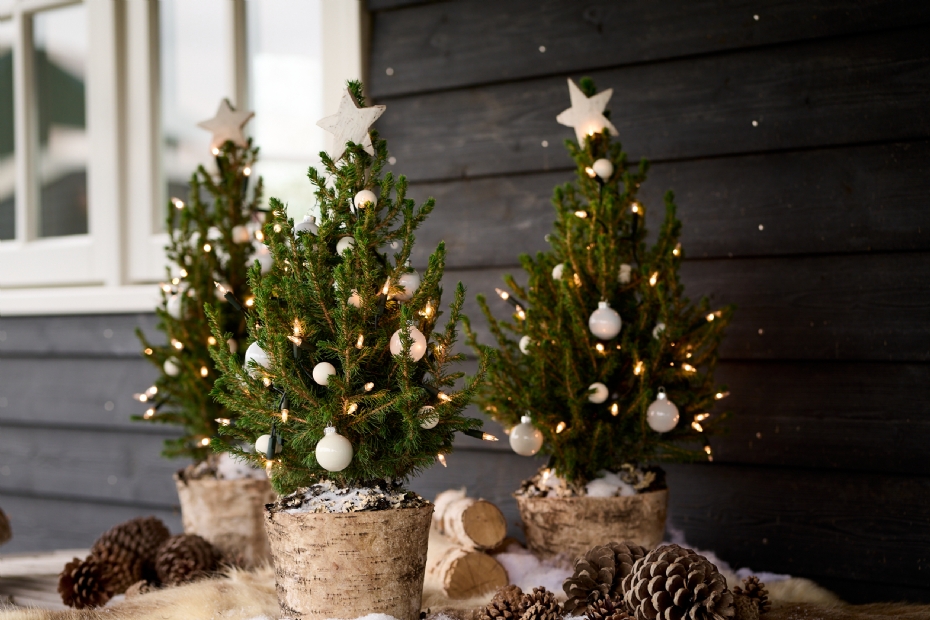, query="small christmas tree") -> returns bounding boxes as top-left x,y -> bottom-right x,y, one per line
468,78 -> 733,486
207,82 -> 493,494
136,100 -> 266,463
